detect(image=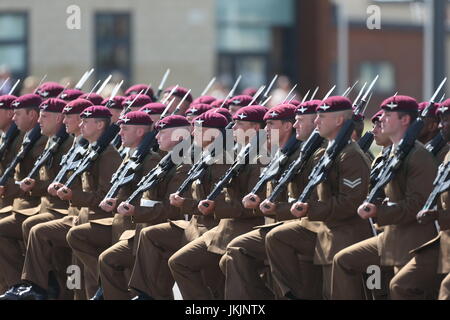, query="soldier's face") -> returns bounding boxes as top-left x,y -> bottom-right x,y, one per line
157,127 -> 190,151
149,114 -> 160,123
192,125 -> 220,148
229,105 -> 241,116
38,111 -> 62,137
79,118 -> 101,140
109,109 -> 122,124
119,124 -> 144,148
0,109 -> 13,130
439,113 -> 450,142
380,111 -> 400,137
372,121 -> 391,147
315,113 -> 338,139
293,114 -> 316,141
63,114 -> 81,135
13,108 -> 37,131
232,120 -> 259,144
